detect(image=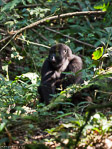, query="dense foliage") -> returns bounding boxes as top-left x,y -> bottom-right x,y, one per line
0,0 -> 112,148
